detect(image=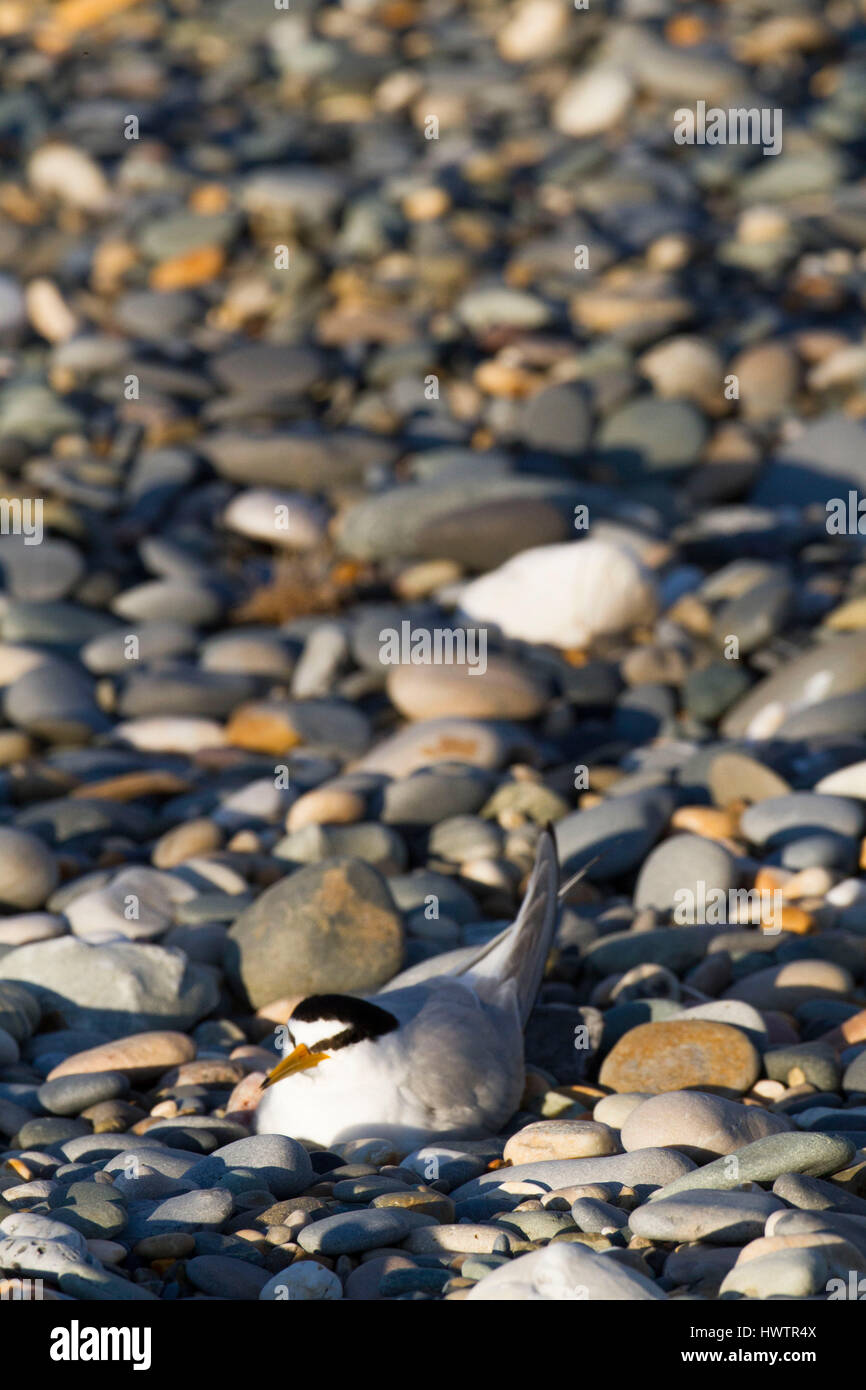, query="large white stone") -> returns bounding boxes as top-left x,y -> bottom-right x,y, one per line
554,66 -> 634,138
459,539 -> 657,648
